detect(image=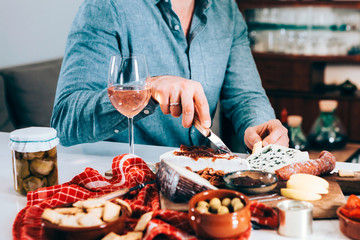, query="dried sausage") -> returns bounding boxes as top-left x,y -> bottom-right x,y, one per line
275,151 -> 336,180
